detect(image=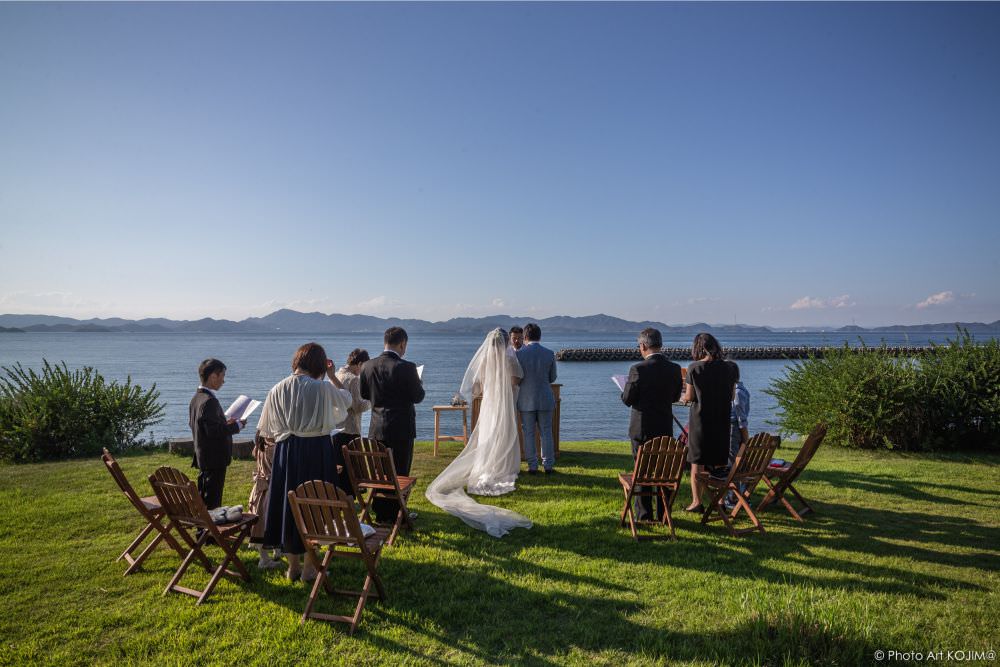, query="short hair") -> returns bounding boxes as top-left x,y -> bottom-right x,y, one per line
292,342 -> 328,379
523,323 -> 541,341
346,348 -> 370,367
638,327 -> 662,349
509,326 -> 523,335
692,332 -> 724,362
198,358 -> 226,383
384,327 -> 408,346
